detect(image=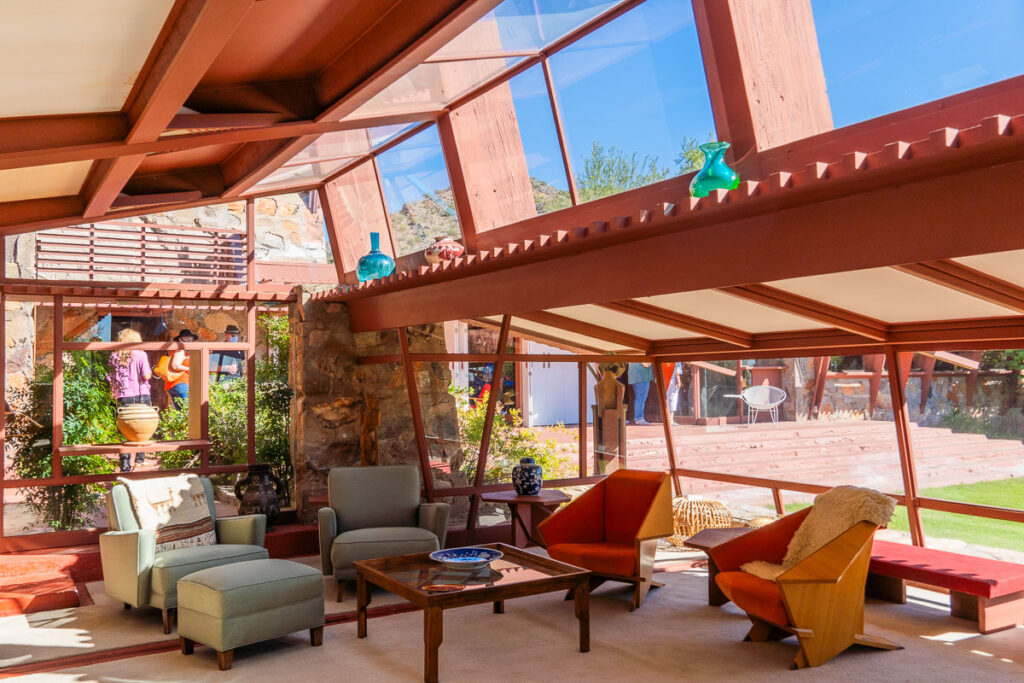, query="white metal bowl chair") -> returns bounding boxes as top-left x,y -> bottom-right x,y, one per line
739,384 -> 787,424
